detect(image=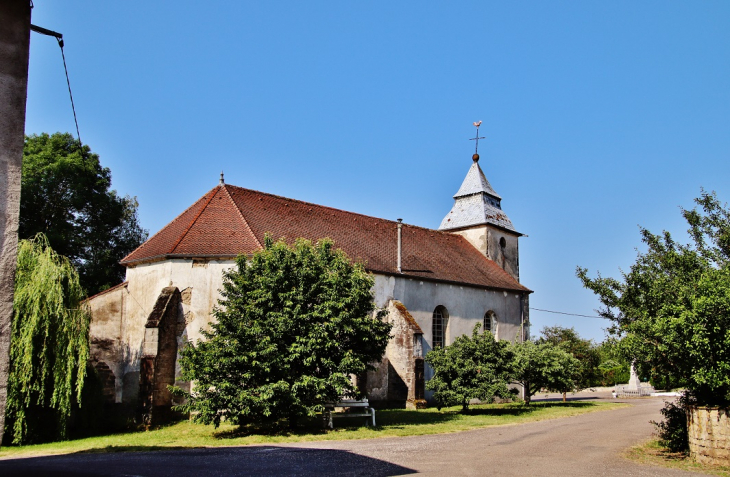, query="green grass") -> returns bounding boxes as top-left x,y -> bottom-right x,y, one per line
0,401 -> 625,459
626,439 -> 730,476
